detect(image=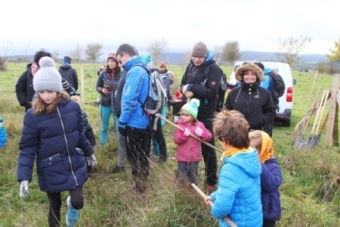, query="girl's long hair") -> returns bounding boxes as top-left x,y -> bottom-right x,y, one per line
32,91 -> 69,115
